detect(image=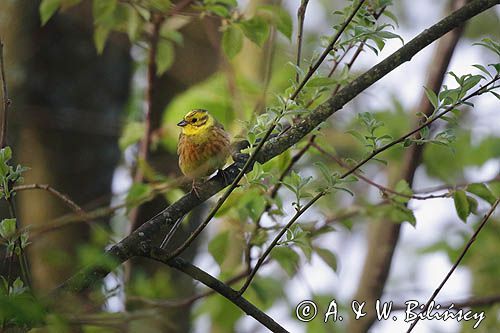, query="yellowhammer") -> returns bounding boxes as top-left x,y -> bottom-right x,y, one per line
177,109 -> 231,193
